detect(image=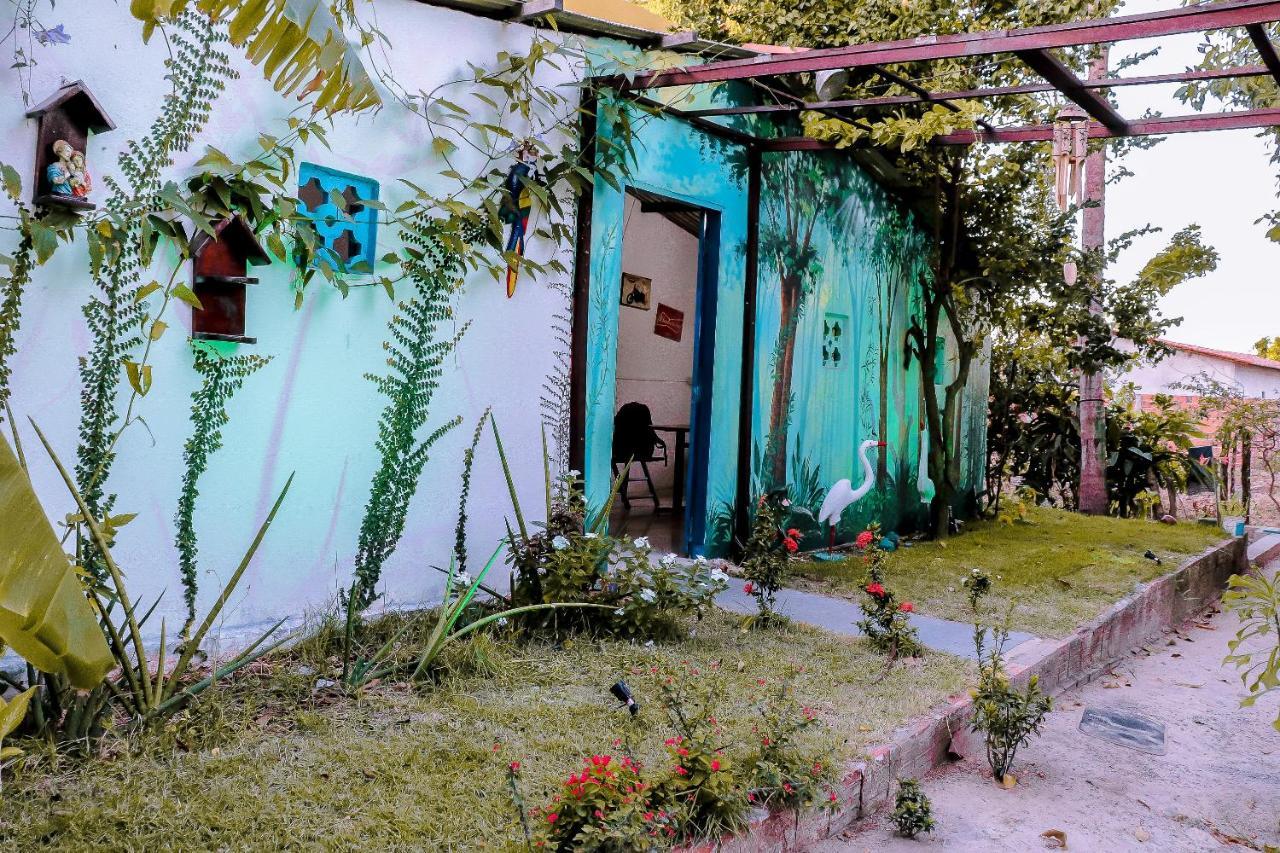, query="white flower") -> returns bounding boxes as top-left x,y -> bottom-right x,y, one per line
583,532 -> 599,540
552,535 -> 570,550
781,498 -> 792,507
567,469 -> 581,478
693,555 -> 707,565
639,588 -> 657,603
632,536 -> 650,549
496,617 -> 509,627
615,608 -> 625,616
644,640 -> 655,648
453,571 -> 473,587
660,553 -> 677,567
710,569 -> 728,583
536,567 -> 546,576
